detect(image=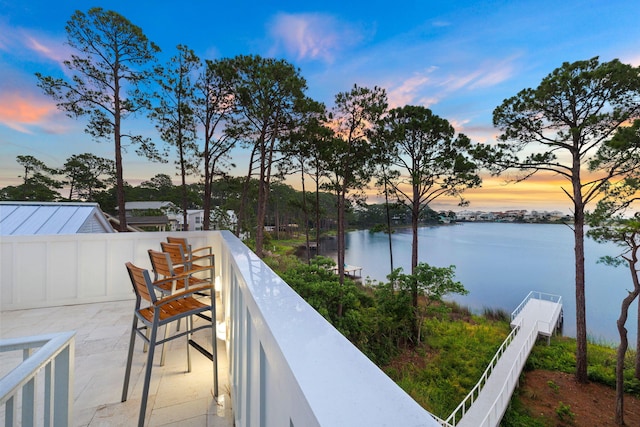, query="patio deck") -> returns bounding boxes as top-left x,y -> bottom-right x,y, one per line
0,298 -> 233,427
